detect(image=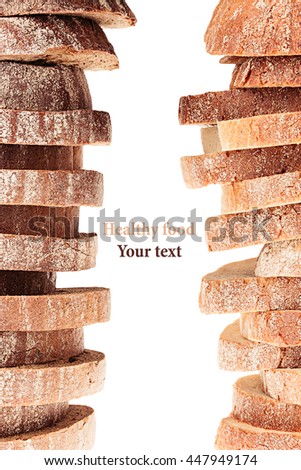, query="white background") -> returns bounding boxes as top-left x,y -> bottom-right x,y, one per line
2,1 -> 301,467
